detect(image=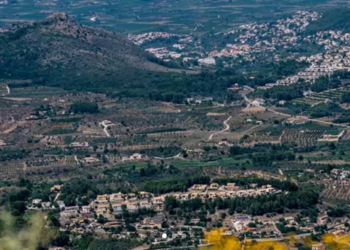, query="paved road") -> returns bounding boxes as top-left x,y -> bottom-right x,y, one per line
207,116 -> 232,141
